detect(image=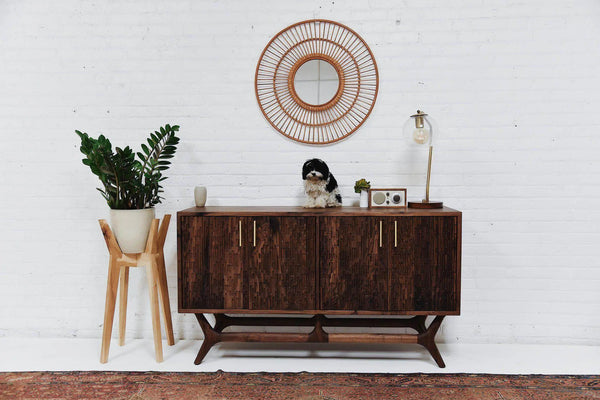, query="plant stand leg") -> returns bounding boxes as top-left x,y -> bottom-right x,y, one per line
156,252 -> 175,346
146,257 -> 163,362
100,256 -> 120,363
118,267 -> 129,346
